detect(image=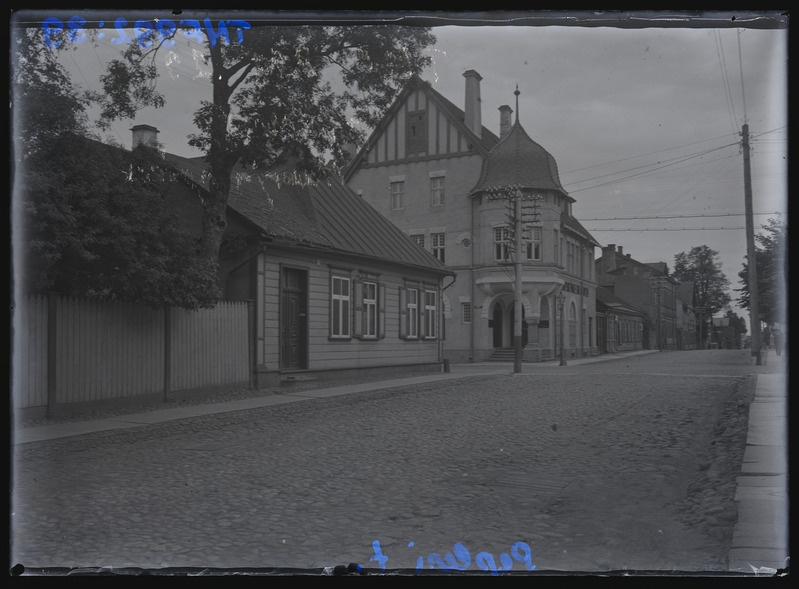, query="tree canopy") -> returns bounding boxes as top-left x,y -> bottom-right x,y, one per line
736,216 -> 787,327
12,25 -> 219,308
671,245 -> 732,316
89,21 -> 437,265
